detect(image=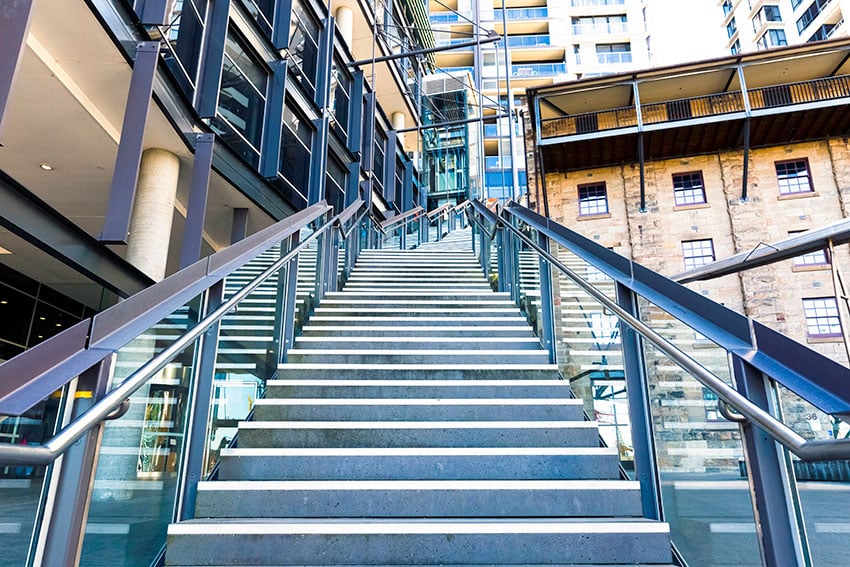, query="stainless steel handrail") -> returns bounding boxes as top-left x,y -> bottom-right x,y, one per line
380,206 -> 424,229
0,203 -> 356,466
426,203 -> 453,219
472,201 -> 850,461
